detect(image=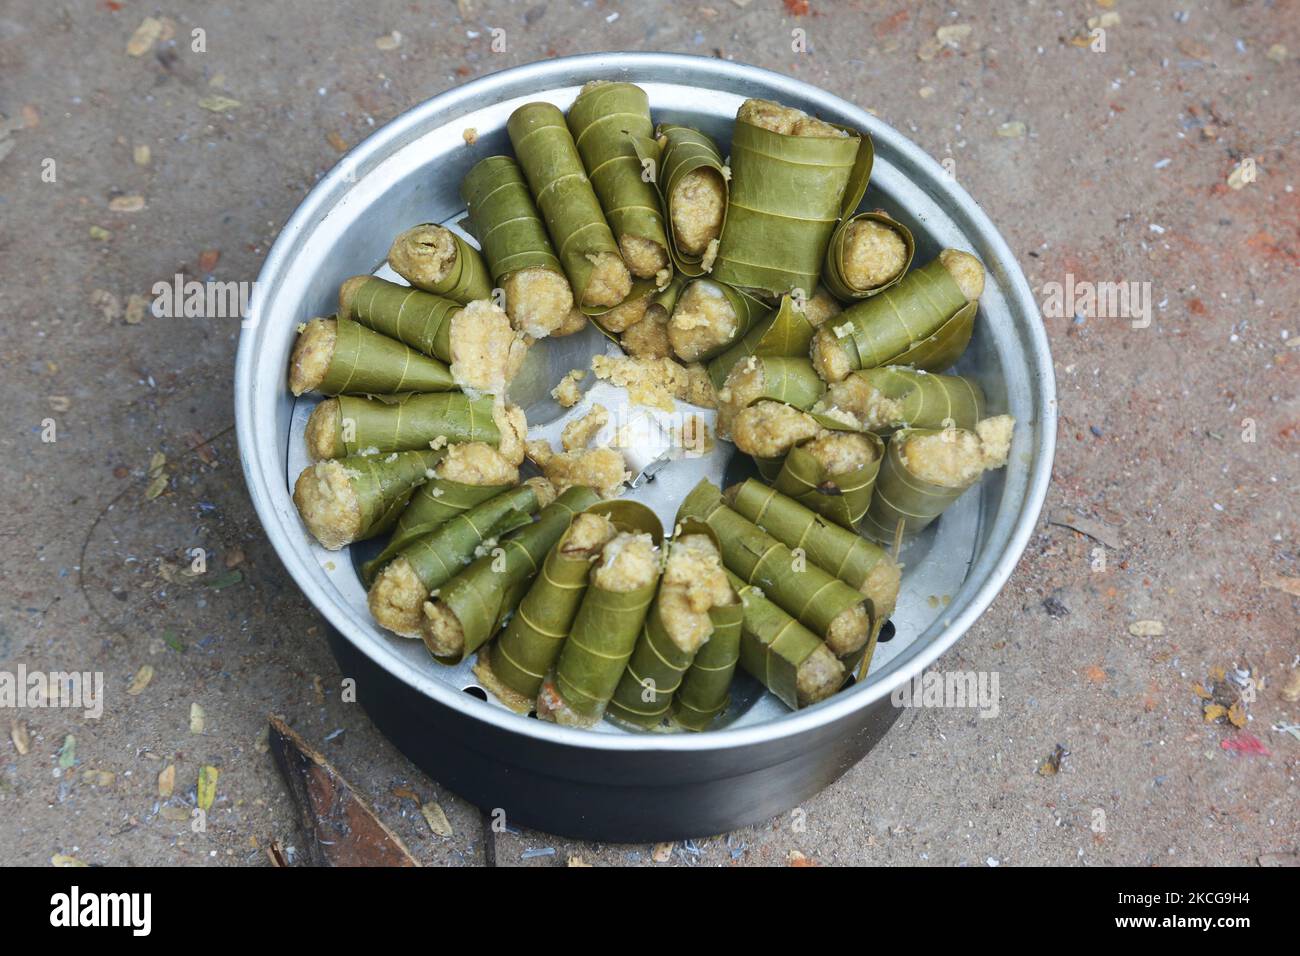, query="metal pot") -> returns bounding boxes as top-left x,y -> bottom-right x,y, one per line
235,52 -> 1055,842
